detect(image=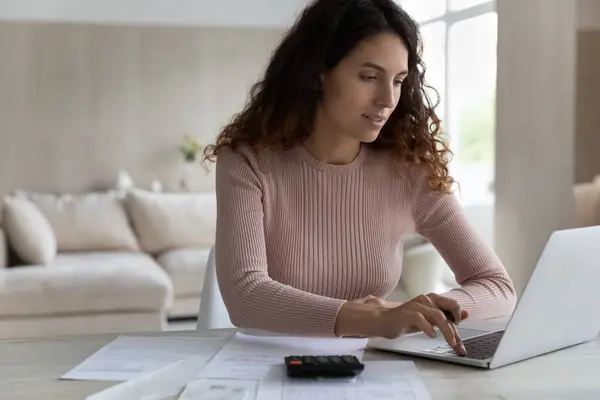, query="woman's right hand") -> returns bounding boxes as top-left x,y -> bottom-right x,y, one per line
375,294 -> 467,356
